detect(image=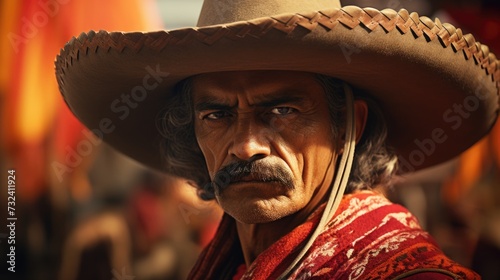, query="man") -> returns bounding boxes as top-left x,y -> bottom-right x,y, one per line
55,0 -> 499,279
